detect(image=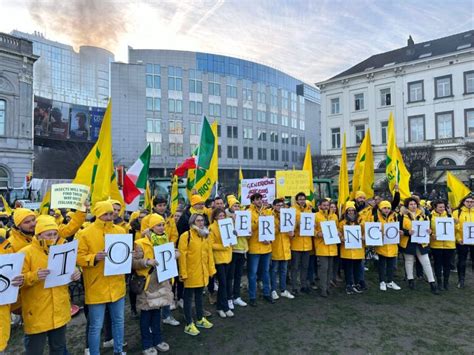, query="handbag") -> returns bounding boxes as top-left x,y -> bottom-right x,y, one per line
129,266 -> 155,294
